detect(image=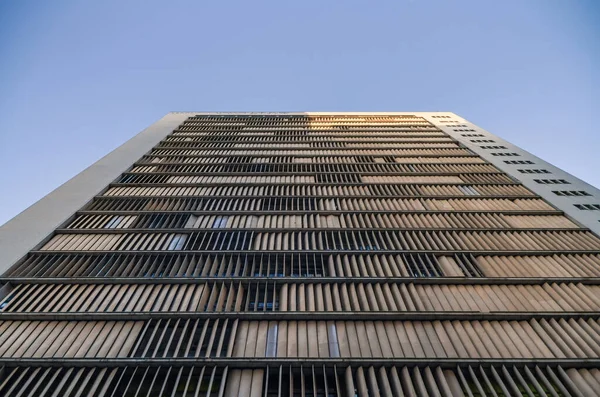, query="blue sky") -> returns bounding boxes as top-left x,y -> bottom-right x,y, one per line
0,0 -> 598,226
